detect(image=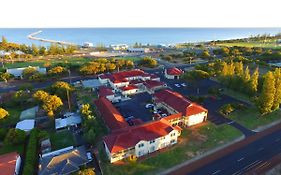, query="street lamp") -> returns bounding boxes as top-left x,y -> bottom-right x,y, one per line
68,69 -> 71,84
